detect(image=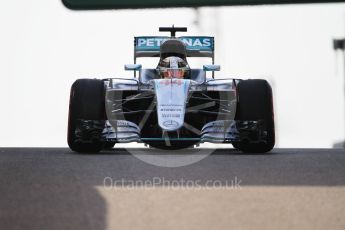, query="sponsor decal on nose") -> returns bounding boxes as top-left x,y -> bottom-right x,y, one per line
154,79 -> 190,131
